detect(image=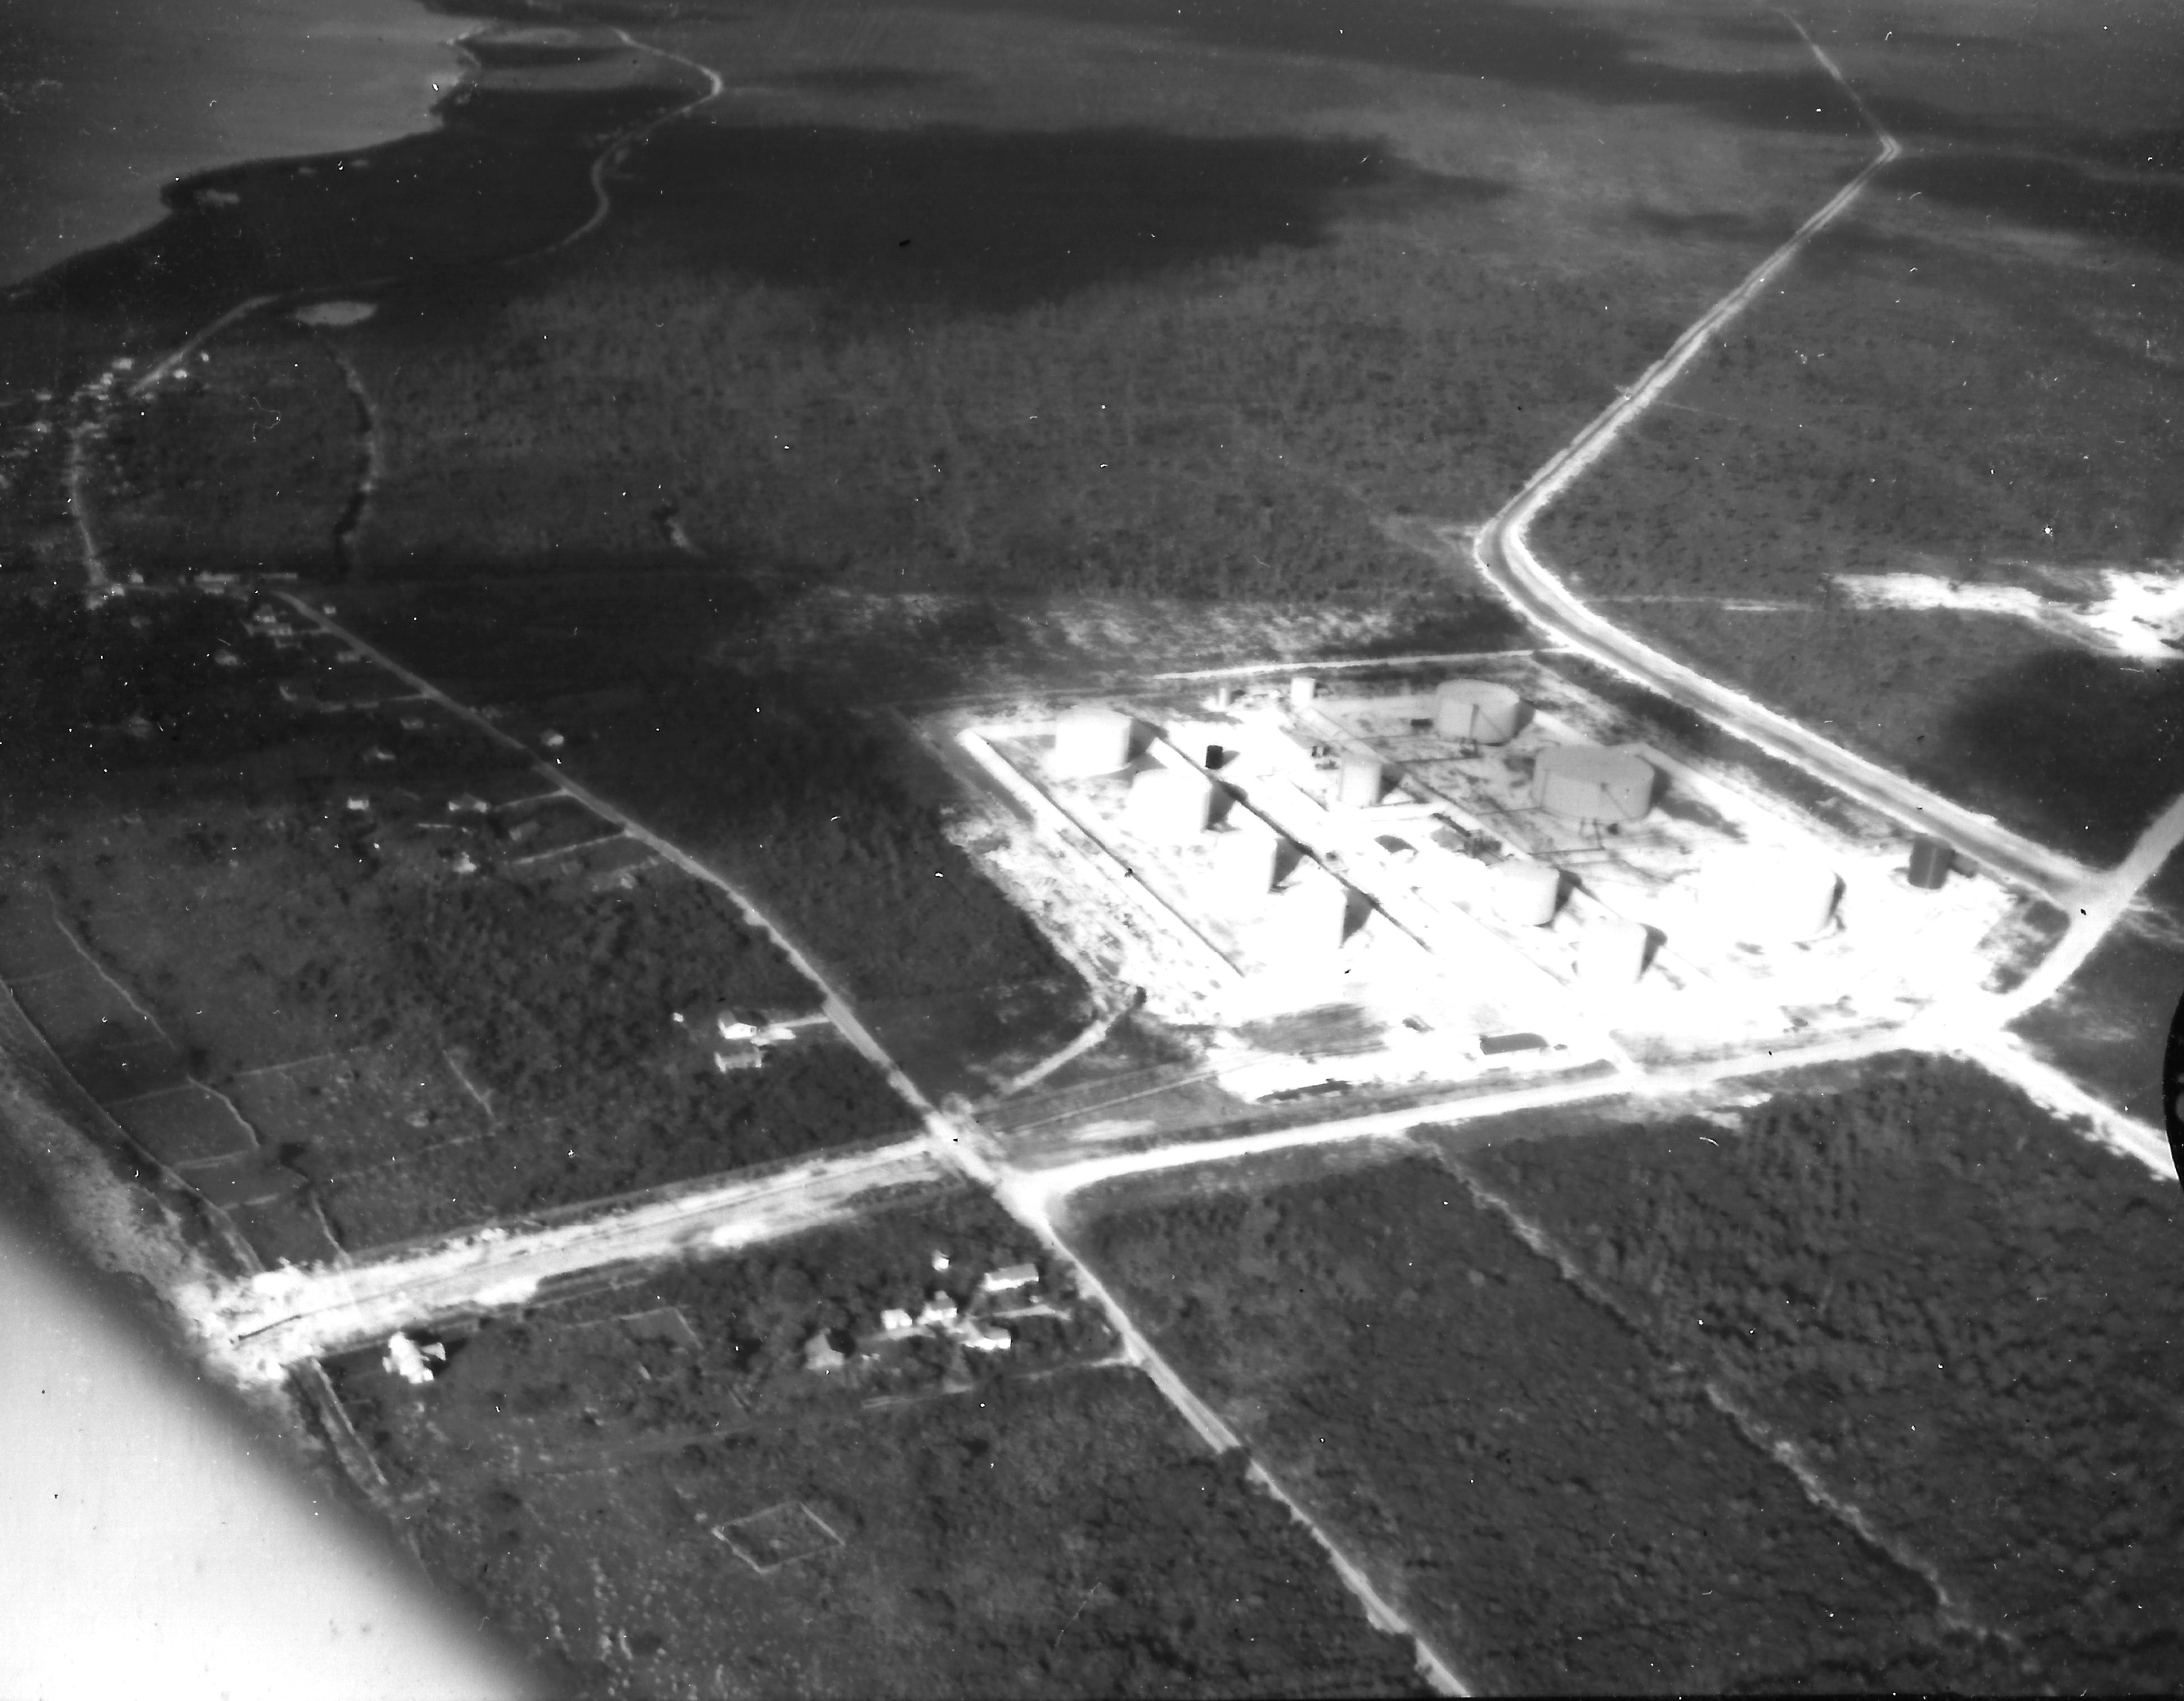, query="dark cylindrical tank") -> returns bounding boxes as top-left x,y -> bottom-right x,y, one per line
1907,835 -> 1953,889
